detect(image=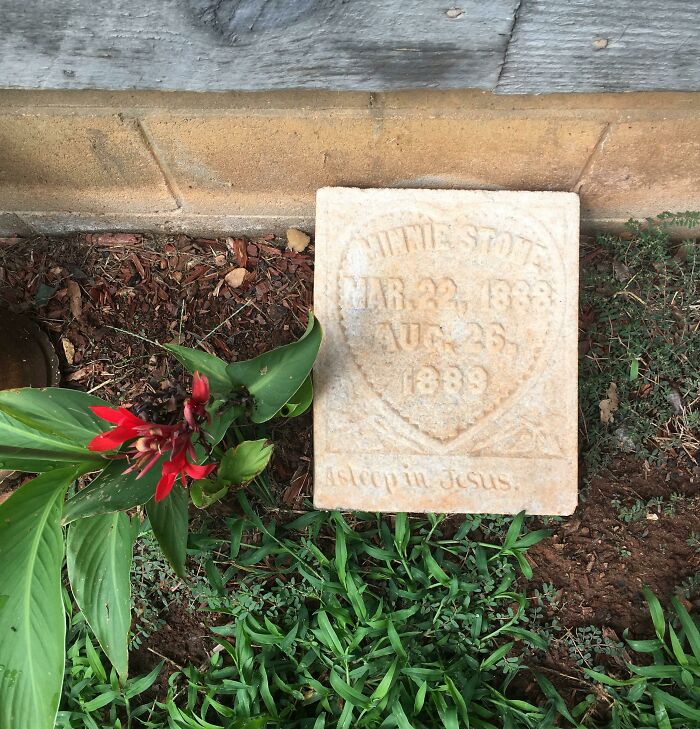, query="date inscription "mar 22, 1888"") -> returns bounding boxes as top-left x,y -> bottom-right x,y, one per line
313,189 -> 579,515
